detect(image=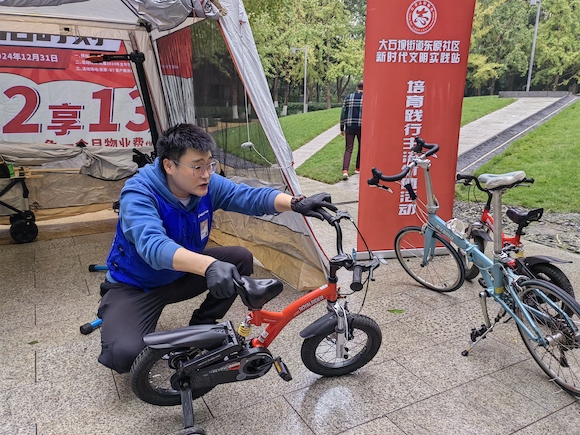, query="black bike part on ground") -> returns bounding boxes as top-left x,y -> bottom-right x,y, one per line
300,314 -> 382,376
526,262 -> 575,300
131,347 -> 215,406
514,279 -> 580,397
394,226 -> 465,292
464,235 -> 486,281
